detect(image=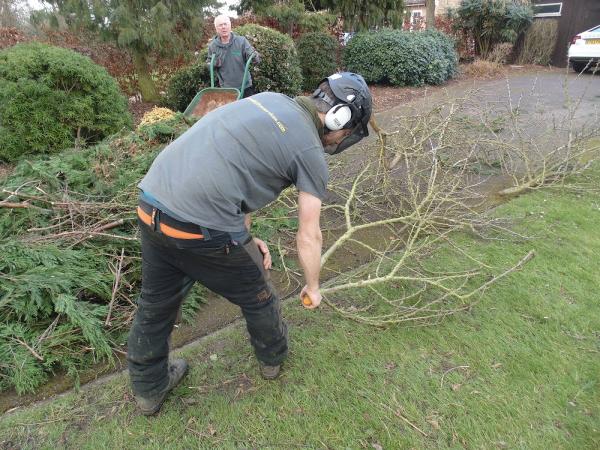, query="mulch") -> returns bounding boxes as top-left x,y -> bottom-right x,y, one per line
129,101 -> 158,127
190,90 -> 239,118
370,83 -> 460,113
